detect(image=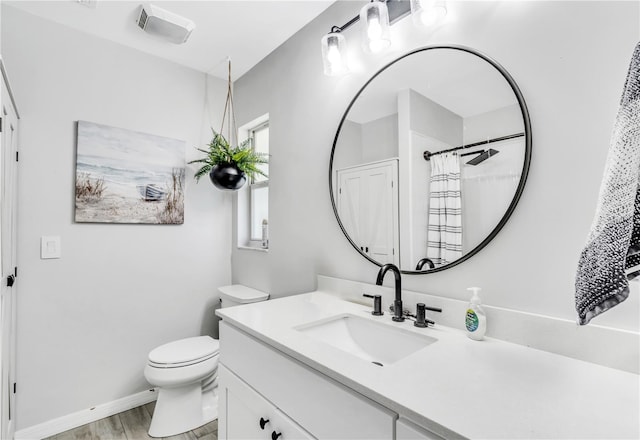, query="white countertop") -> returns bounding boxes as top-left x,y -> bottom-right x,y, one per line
216,290 -> 640,439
